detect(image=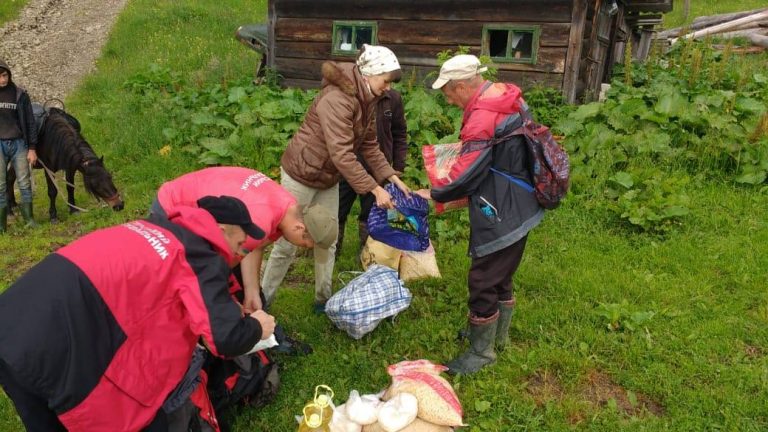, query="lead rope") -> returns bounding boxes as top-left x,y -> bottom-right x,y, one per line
37,159 -> 91,213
